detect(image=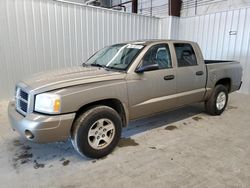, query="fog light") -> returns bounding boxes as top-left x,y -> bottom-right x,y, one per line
25,130 -> 34,139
